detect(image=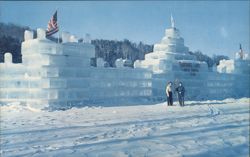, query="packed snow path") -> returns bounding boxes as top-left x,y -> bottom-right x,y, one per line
0,98 -> 249,157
